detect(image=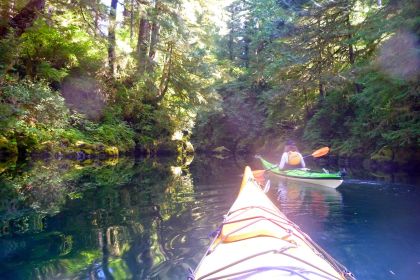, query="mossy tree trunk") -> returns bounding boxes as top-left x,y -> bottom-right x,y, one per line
0,0 -> 45,38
